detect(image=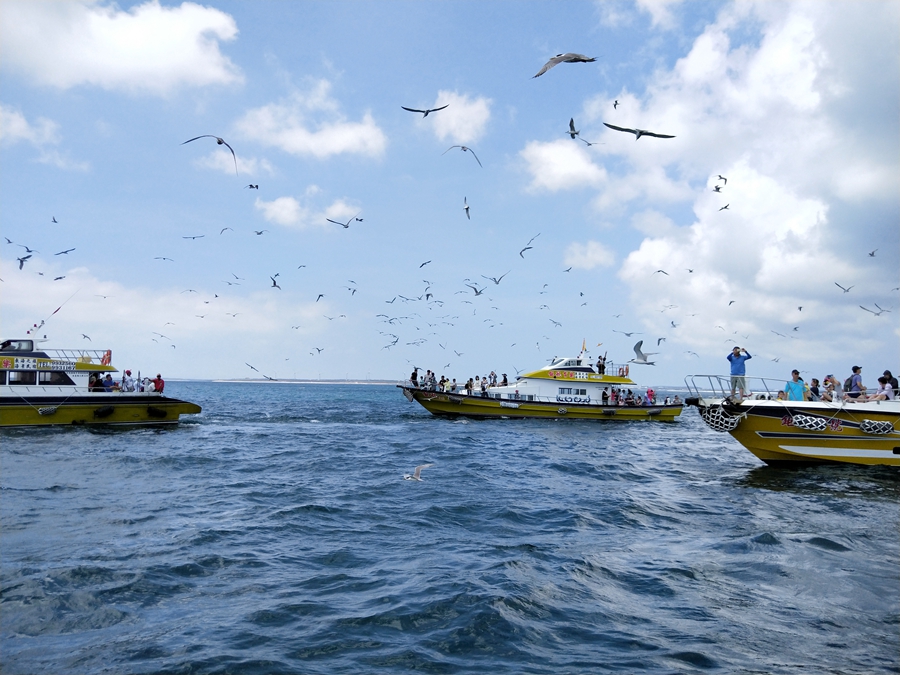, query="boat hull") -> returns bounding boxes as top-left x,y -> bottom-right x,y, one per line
693,399 -> 900,466
400,386 -> 682,421
0,394 -> 202,428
